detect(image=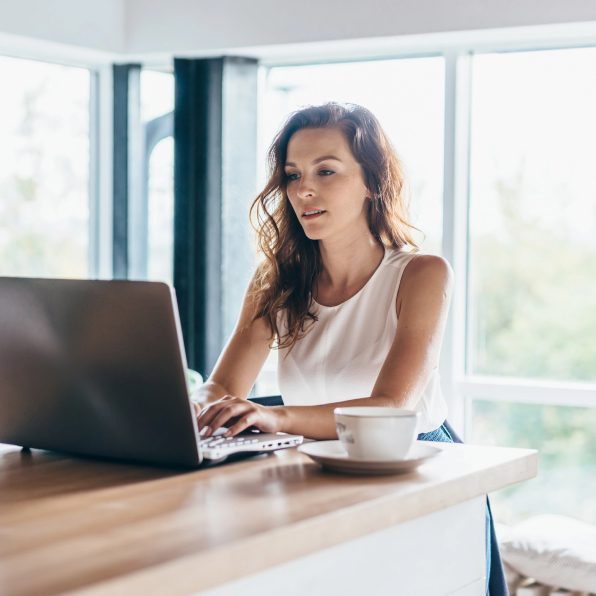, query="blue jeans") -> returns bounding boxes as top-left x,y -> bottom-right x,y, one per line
417,422 -> 508,596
